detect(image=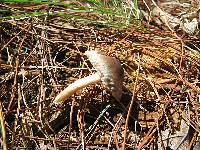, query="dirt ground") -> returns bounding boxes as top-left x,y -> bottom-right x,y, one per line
0,1 -> 200,149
